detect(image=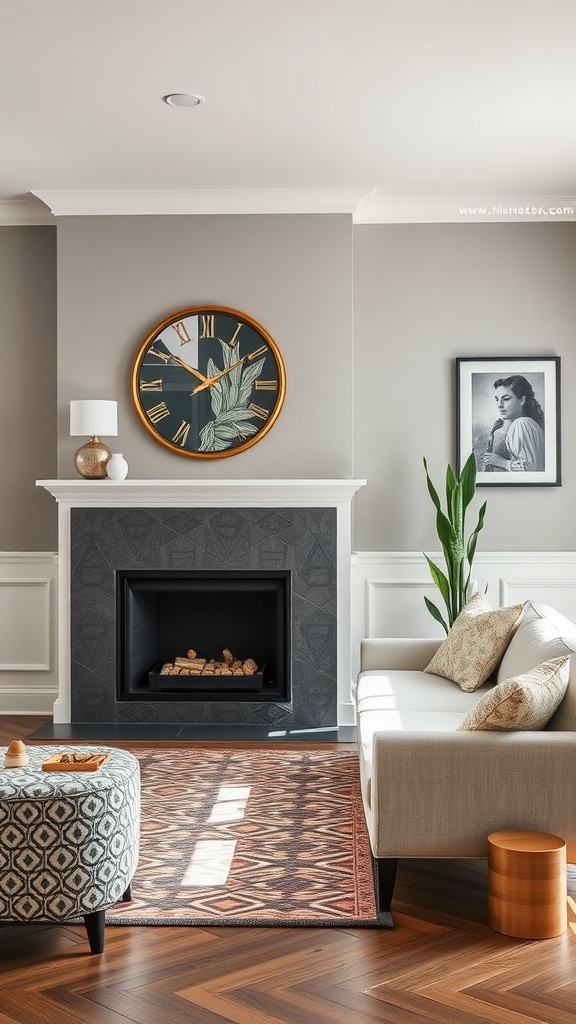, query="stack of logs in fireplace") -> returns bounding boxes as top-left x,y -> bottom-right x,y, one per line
160,648 -> 258,677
